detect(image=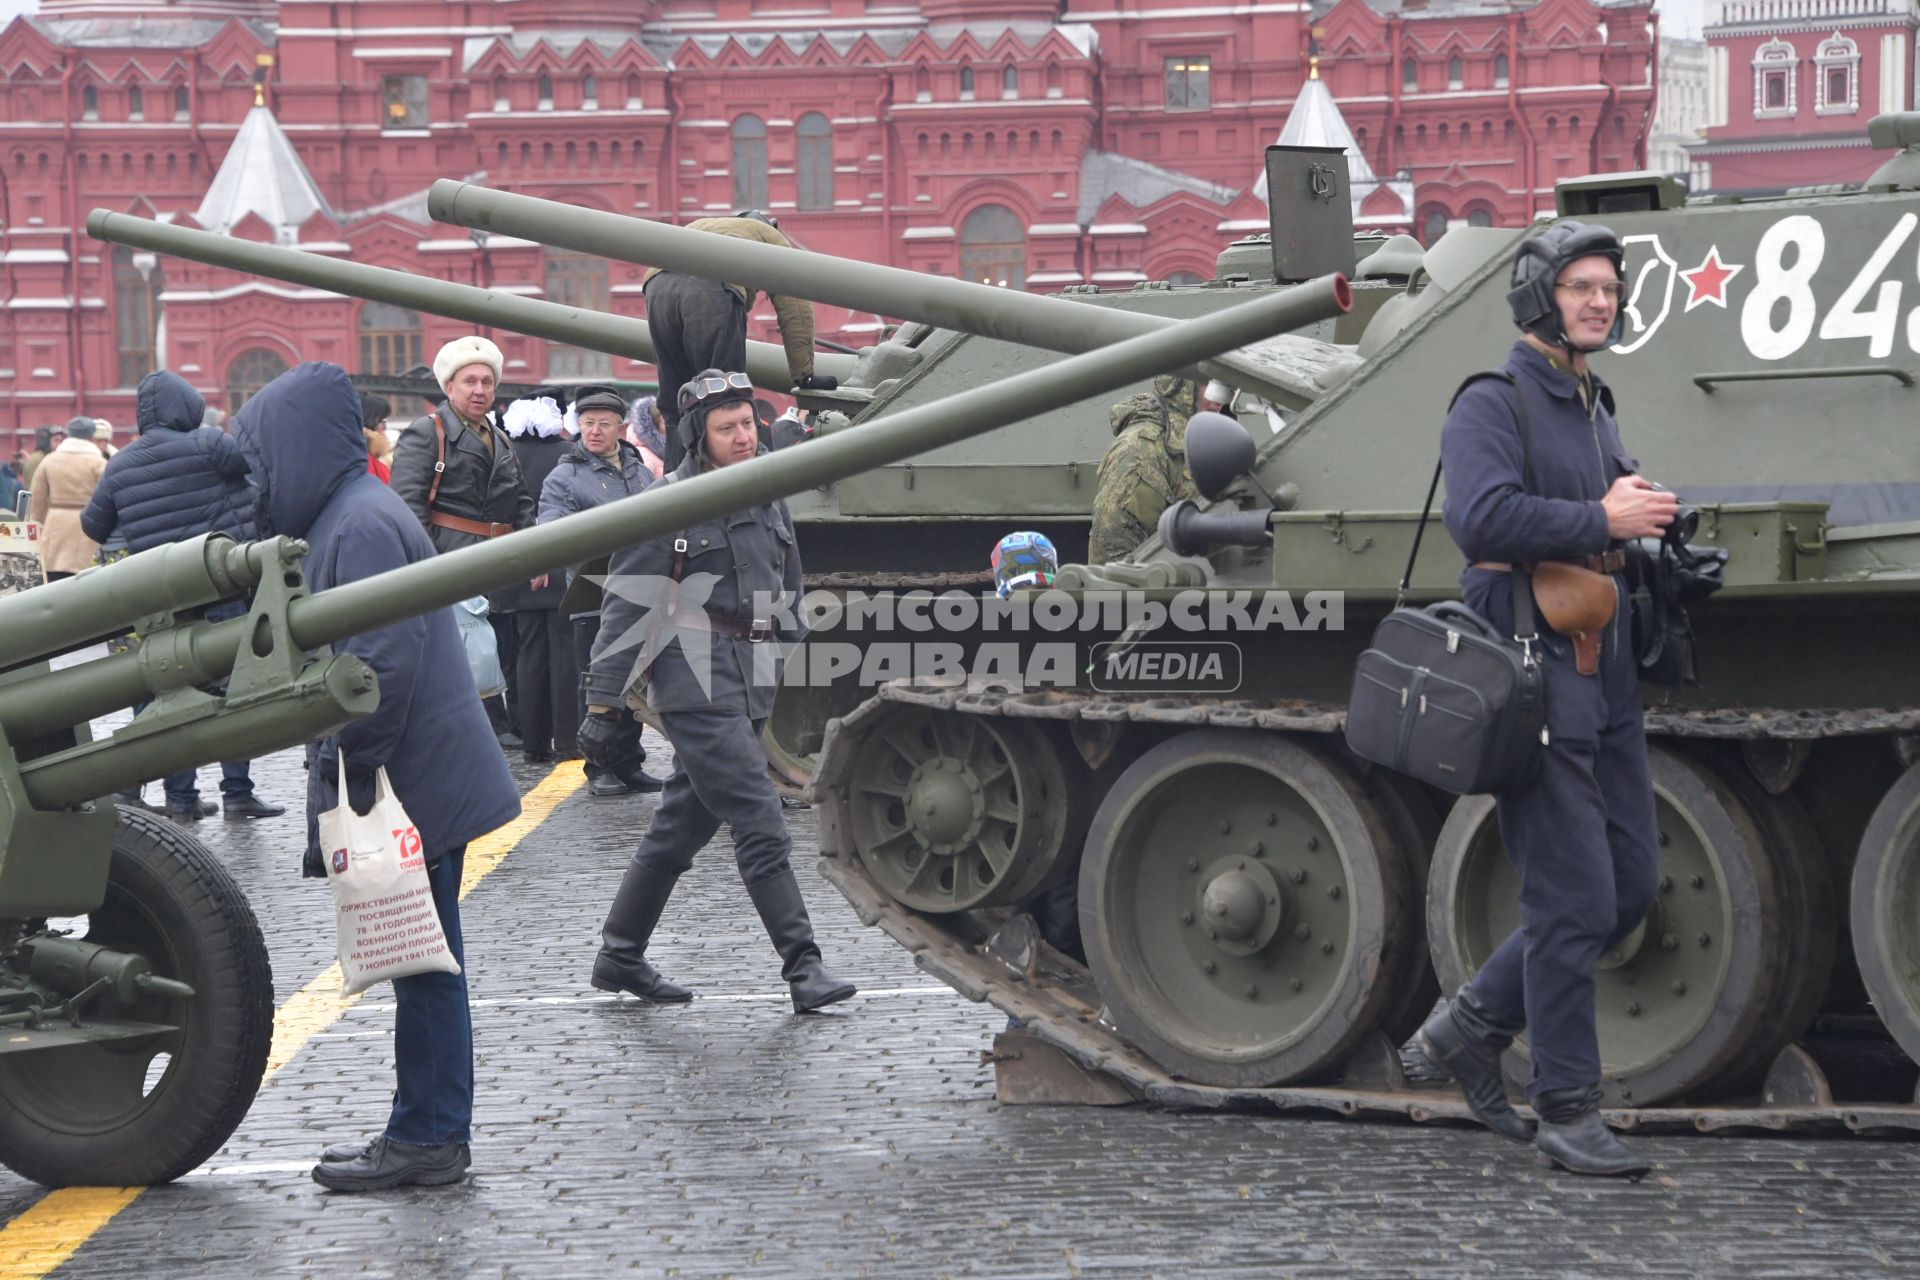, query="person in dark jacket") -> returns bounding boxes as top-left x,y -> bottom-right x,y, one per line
499,387 -> 577,762
538,386 -> 664,796
81,370 -> 285,822
234,361 -> 520,1193
581,369 -> 855,1013
1420,222 -> 1677,1179
389,336 -> 537,747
